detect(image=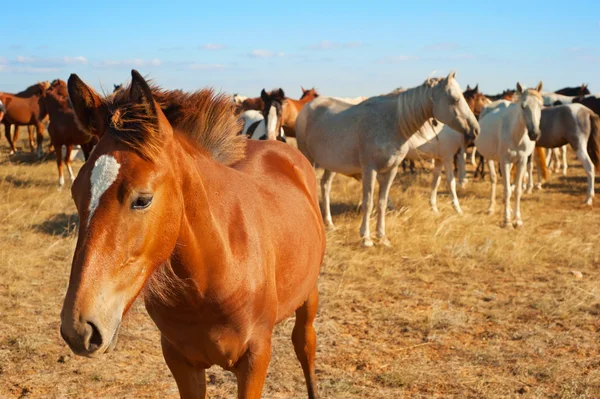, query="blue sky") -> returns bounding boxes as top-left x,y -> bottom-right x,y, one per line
1,1 -> 599,98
